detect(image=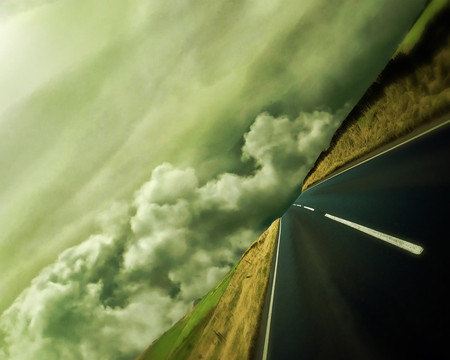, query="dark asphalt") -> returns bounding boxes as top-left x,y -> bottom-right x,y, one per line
260,120 -> 450,359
